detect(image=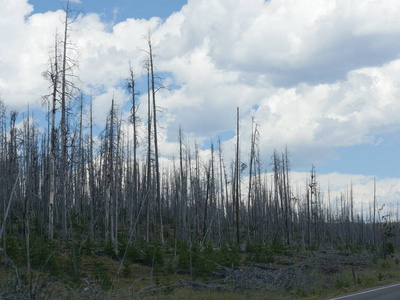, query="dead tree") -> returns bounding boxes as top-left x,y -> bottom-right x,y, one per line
235,107 -> 240,244
147,33 -> 164,245
127,65 -> 139,236
42,33 -> 61,239
247,119 -> 257,242
60,0 -> 80,243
